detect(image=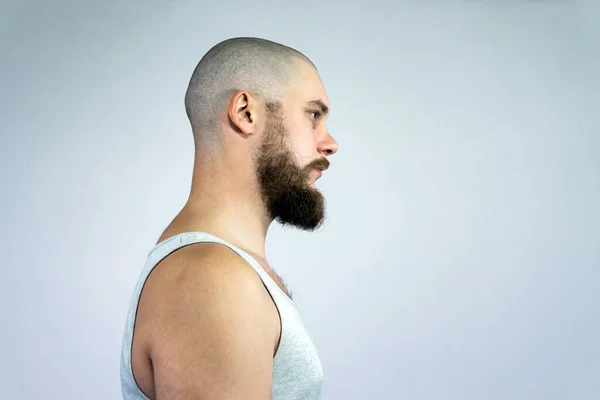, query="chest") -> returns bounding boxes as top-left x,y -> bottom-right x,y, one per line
256,259 -> 294,301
